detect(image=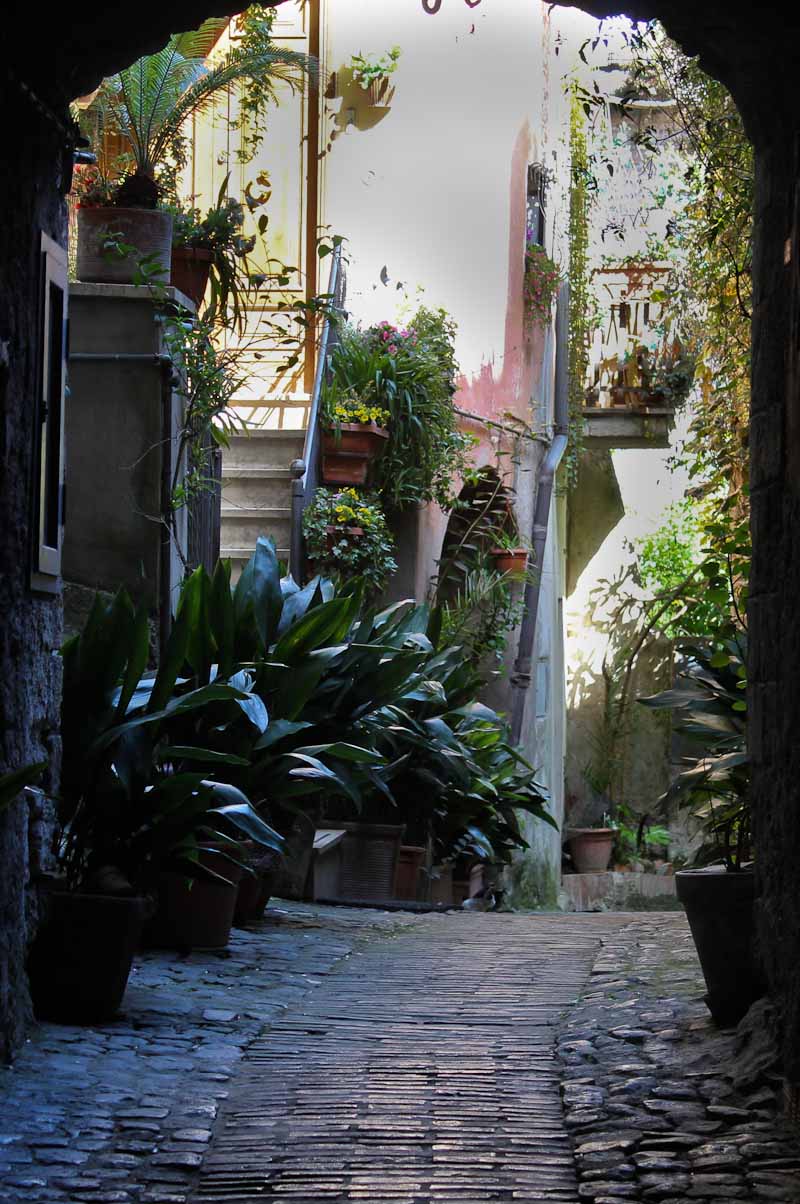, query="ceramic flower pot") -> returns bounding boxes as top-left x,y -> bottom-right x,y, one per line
170,245 -> 213,307
567,827 -> 614,873
321,423 -> 389,486
676,867 -> 767,1025
490,547 -> 528,575
28,887 -> 147,1022
76,206 -> 173,285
